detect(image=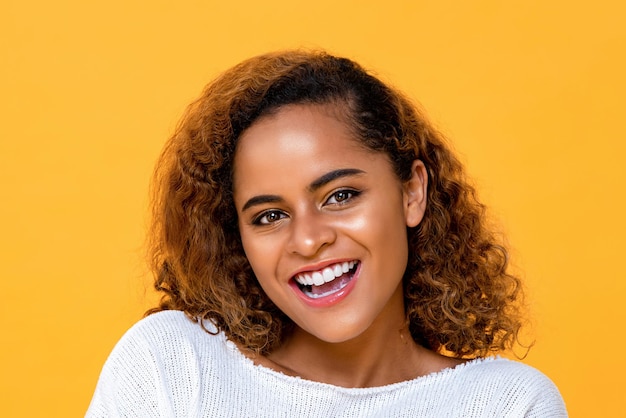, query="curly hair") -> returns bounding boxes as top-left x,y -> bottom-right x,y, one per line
147,50 -> 524,358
